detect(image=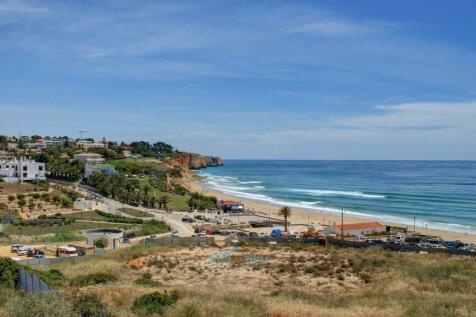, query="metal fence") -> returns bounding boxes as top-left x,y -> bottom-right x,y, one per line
19,267 -> 54,294
144,236 -> 215,246
16,254 -> 98,267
